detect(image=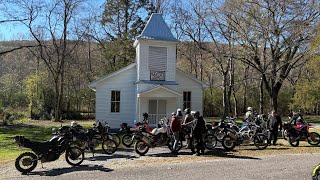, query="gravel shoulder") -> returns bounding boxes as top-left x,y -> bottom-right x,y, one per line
1,139 -> 320,180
